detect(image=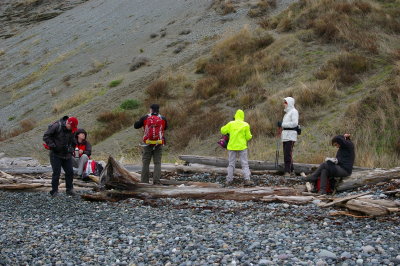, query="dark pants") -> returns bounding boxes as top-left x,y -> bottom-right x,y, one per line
141,145 -> 162,183
283,141 -> 295,173
306,162 -> 349,193
50,152 -> 74,193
